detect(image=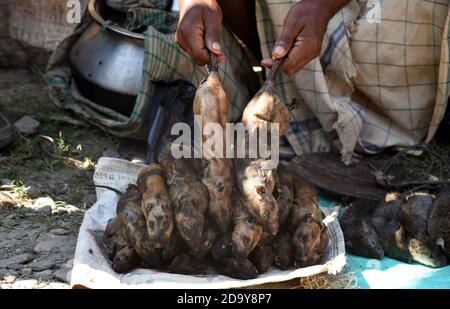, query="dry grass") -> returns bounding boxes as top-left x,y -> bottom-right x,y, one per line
298,271 -> 358,289
247,270 -> 359,289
